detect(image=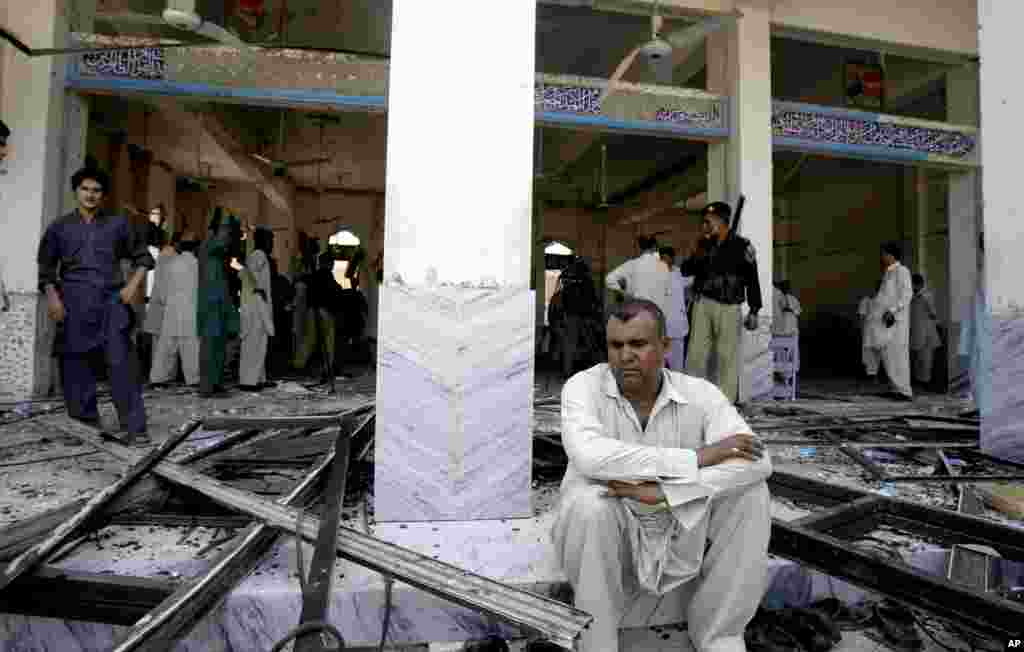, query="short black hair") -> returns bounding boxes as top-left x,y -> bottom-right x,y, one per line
777,280 -> 792,295
702,201 -> 732,222
659,246 -> 676,260
637,236 -> 658,251
912,273 -> 925,286
608,297 -> 667,340
0,120 -> 9,141
70,167 -> 110,193
881,241 -> 903,260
